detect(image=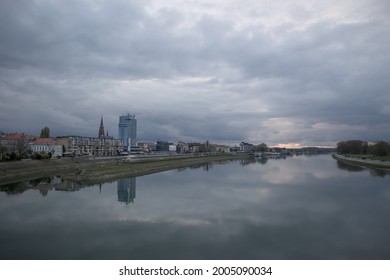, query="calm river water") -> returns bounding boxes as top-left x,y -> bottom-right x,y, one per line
1,154 -> 390,259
